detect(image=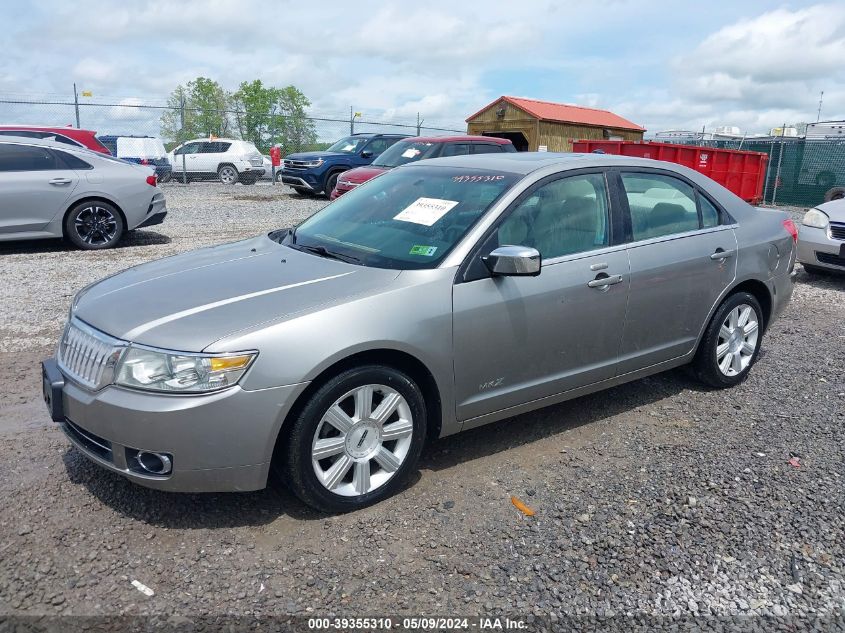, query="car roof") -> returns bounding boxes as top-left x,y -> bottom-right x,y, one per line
402,135 -> 512,144
411,151 -> 705,176
98,134 -> 156,140
0,125 -> 97,134
0,135 -> 77,148
348,132 -> 410,138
